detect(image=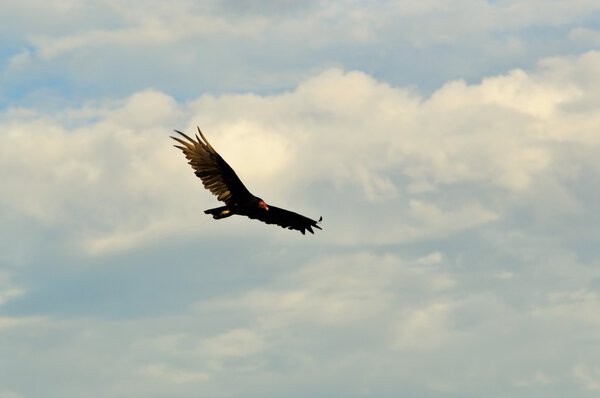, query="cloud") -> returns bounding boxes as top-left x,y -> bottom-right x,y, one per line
391,299 -> 459,351
3,0 -> 600,102
128,251 -> 465,394
3,51 -> 600,253
0,272 -> 23,307
136,363 -> 210,384
1,52 -> 599,395
531,289 -> 600,330
3,246 -> 599,397
2,4 -> 600,398
196,251 -> 459,366
21,10 -> 265,61
569,27 -> 600,47
199,328 -> 265,360
573,364 -> 600,391
0,391 -> 22,398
